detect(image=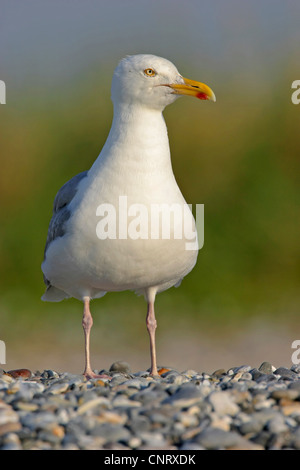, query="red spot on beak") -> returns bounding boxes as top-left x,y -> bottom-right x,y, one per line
196,92 -> 208,100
